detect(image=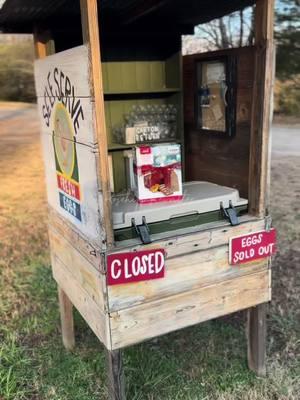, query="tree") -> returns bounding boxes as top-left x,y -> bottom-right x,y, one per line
275,0 -> 300,80
0,39 -> 35,102
192,6 -> 254,52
